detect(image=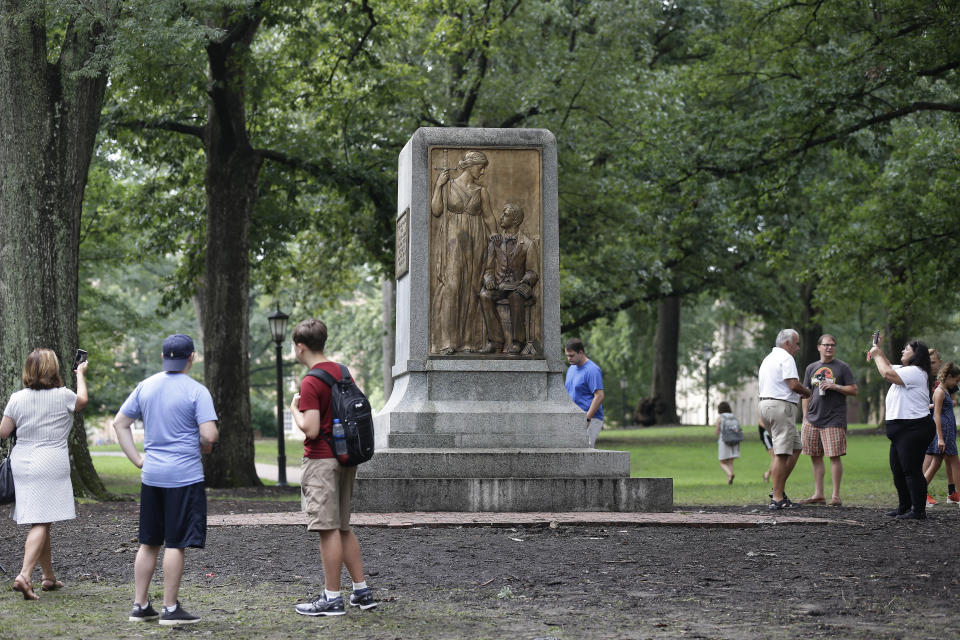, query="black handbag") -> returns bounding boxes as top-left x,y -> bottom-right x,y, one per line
0,431 -> 15,505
